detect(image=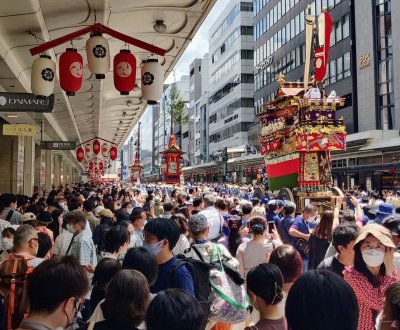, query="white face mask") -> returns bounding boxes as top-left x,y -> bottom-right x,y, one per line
306,215 -> 316,222
66,224 -> 76,234
3,238 -> 13,251
362,249 -> 385,267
